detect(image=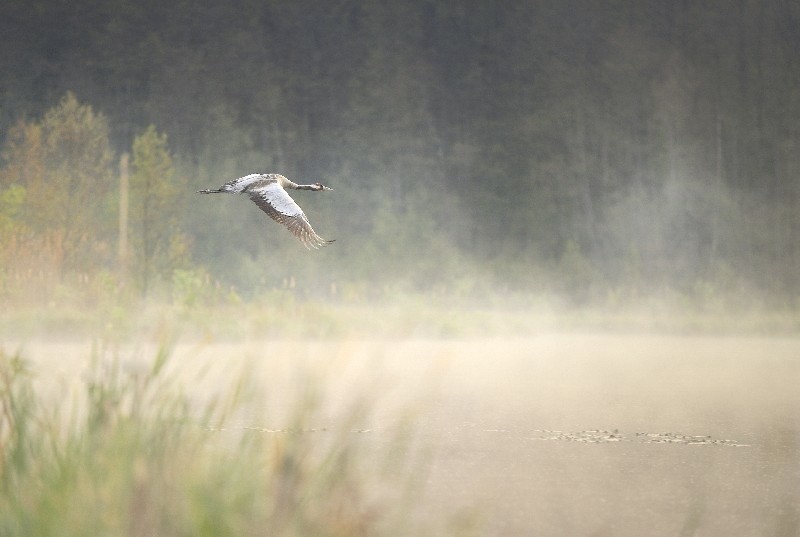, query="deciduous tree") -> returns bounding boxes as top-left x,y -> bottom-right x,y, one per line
130,125 -> 188,295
